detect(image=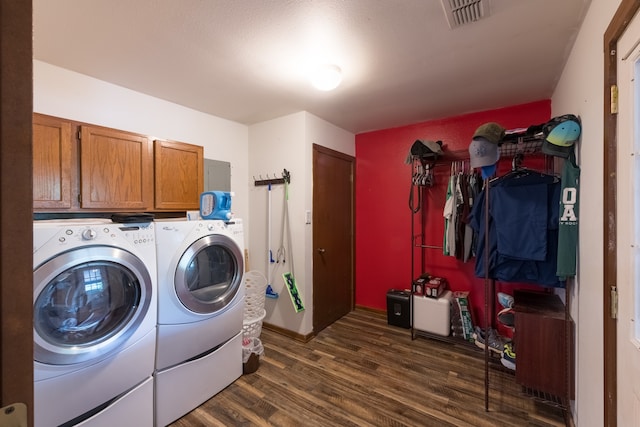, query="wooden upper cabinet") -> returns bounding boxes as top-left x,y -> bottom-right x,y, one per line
33,114 -> 203,212
33,114 -> 73,209
154,139 -> 204,210
80,125 -> 153,209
